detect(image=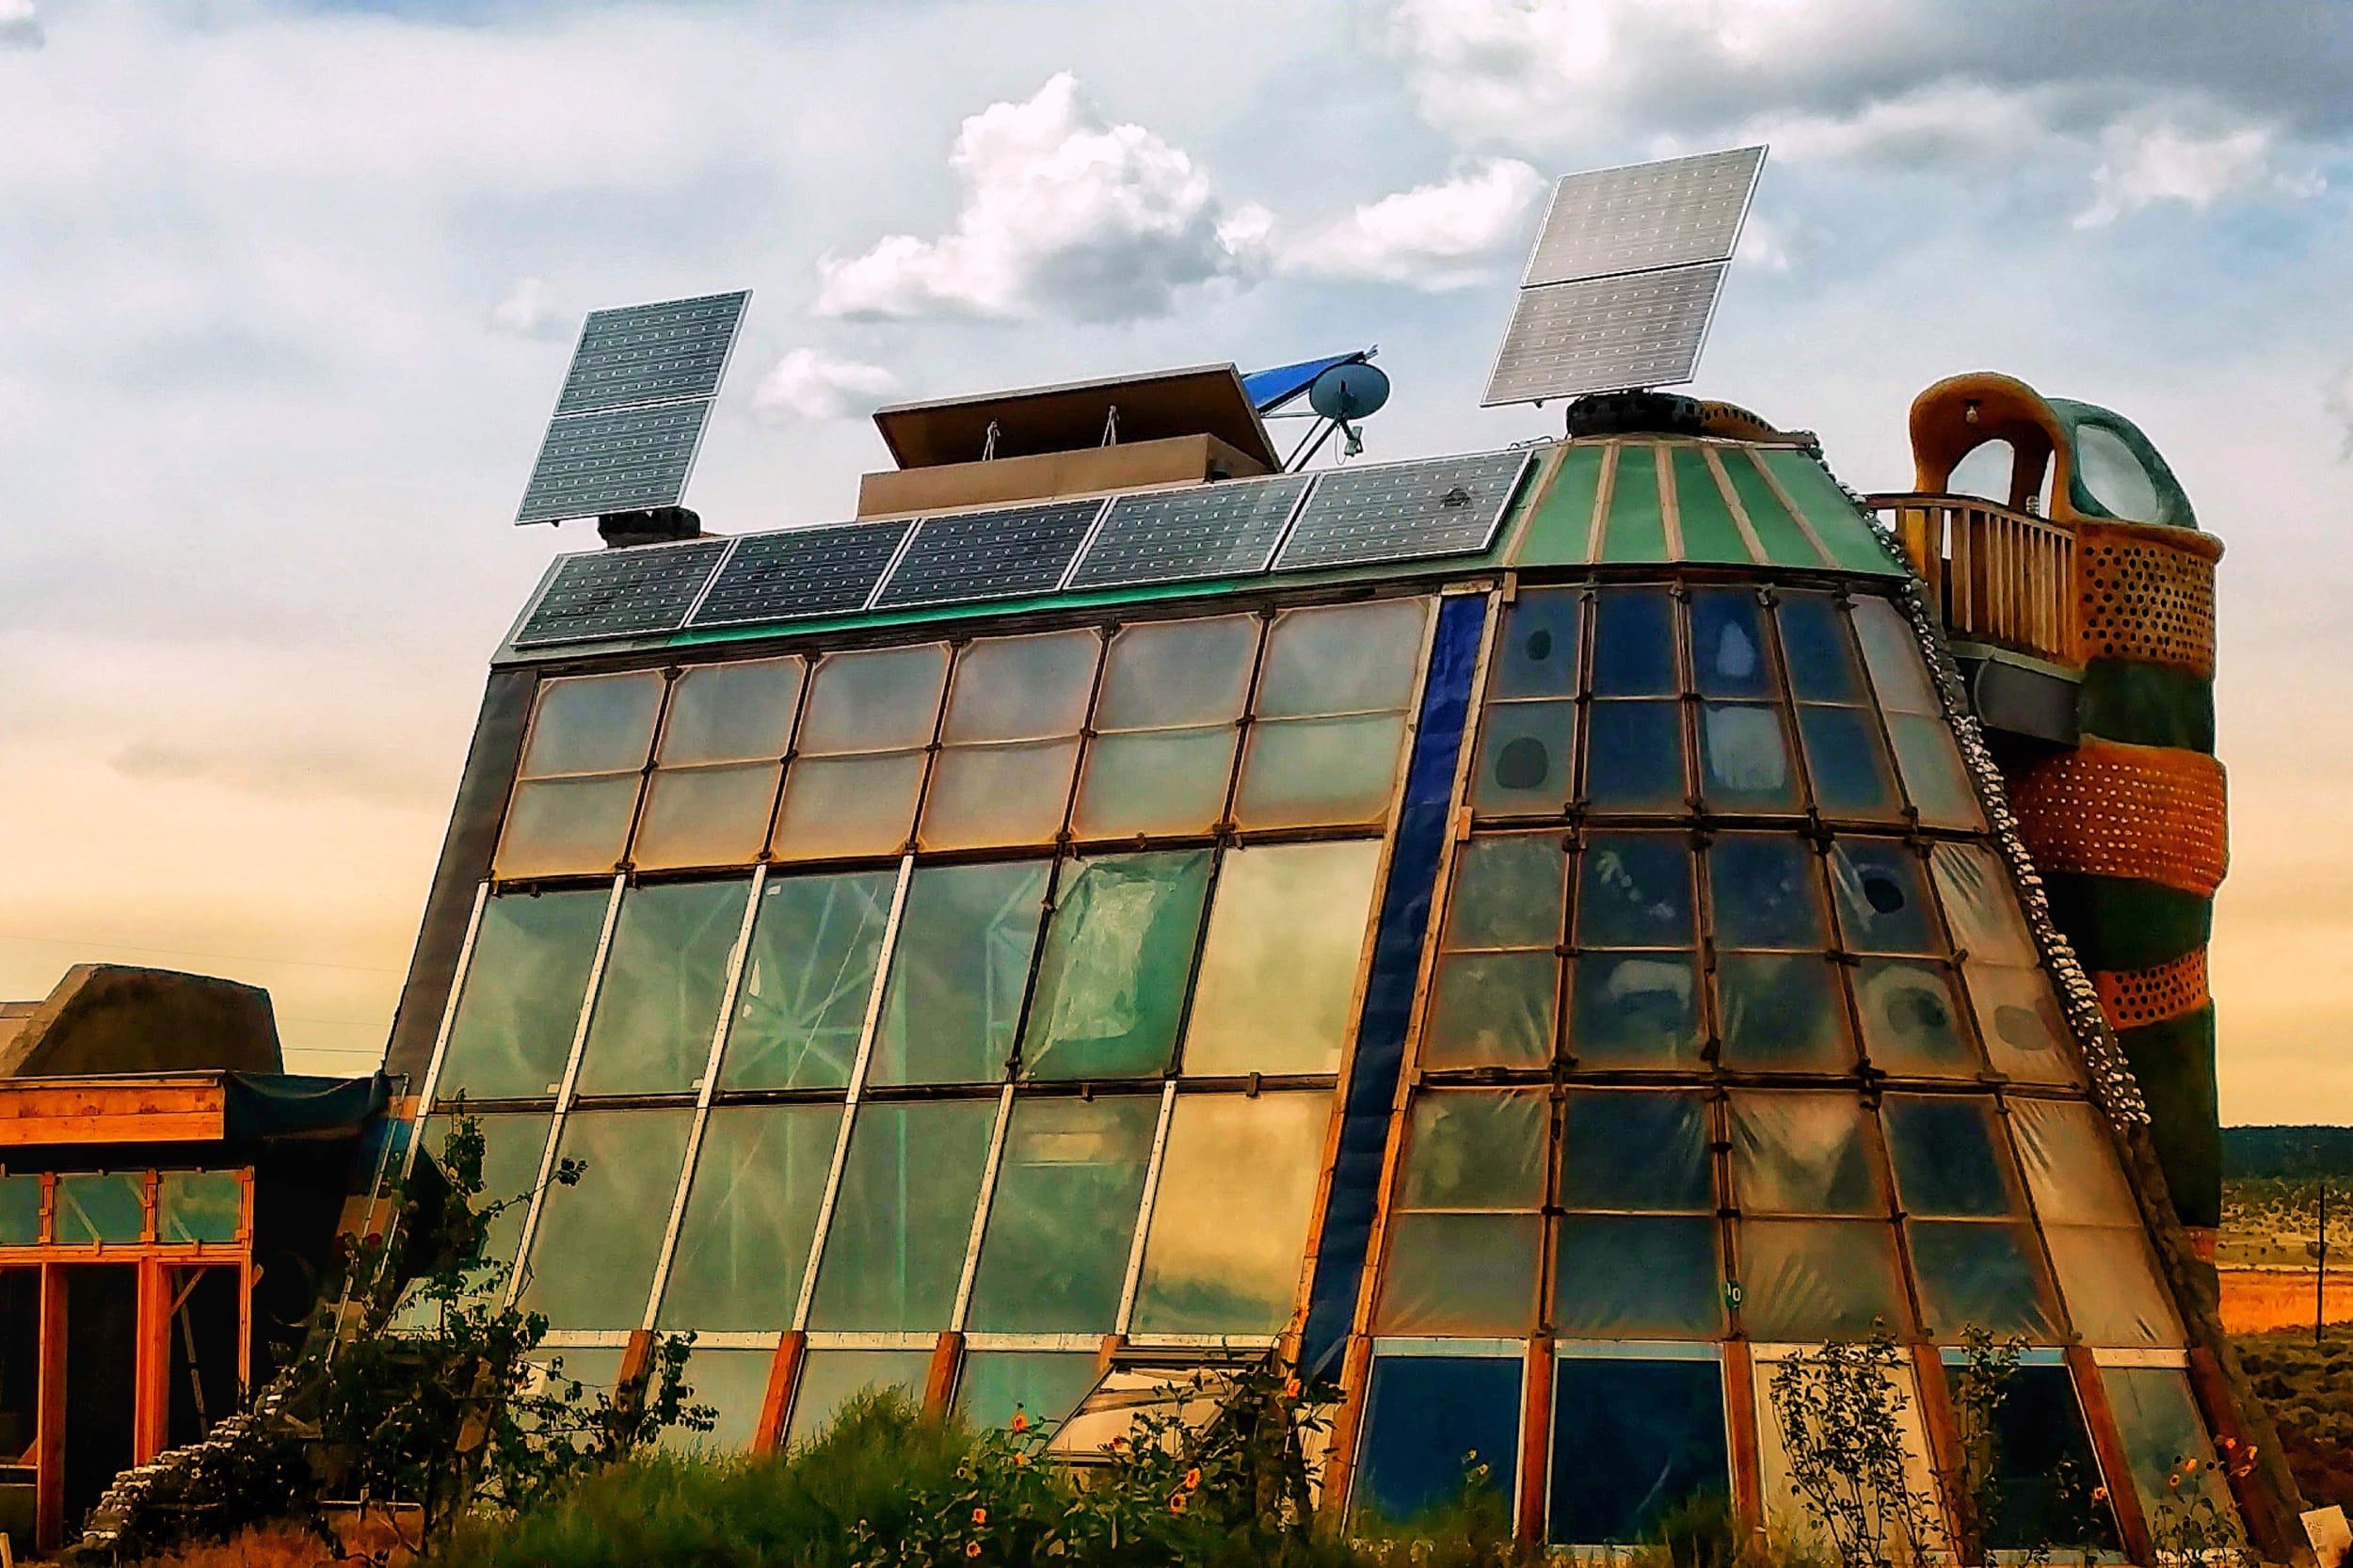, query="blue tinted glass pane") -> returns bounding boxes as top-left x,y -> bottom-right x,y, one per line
1909,1221 -> 2056,1339
1472,701 -> 1576,815
1717,954 -> 1851,1071
1798,705 -> 1901,819
1591,589 -> 1677,696
1776,594 -> 1865,703
955,1351 -> 1099,1432
1830,841 -> 1938,954
1561,1093 -> 1711,1210
1883,1097 -> 2014,1216
1553,1216 -> 1723,1336
1355,1356 -> 1521,1527
1577,834 -> 1693,947
1710,835 -> 1827,948
1689,591 -> 1773,698
1584,701 -> 1685,812
1549,1358 -> 1731,1544
1698,703 -> 1798,810
1493,589 -> 1583,698
1569,953 -> 1703,1068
